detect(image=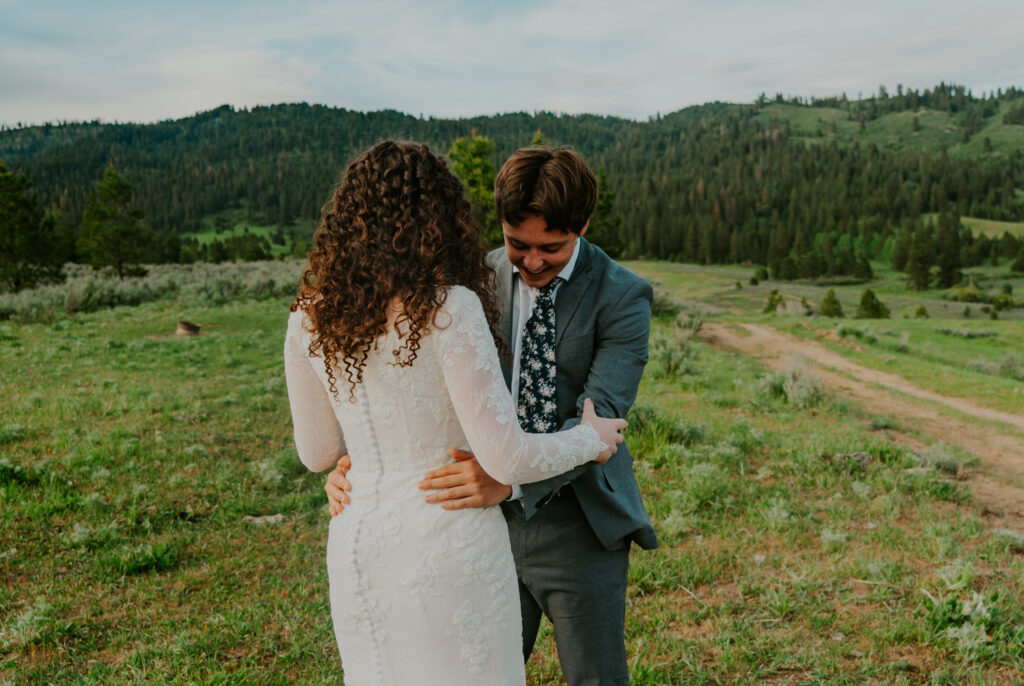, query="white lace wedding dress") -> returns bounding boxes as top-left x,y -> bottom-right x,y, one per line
284,285 -> 604,685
